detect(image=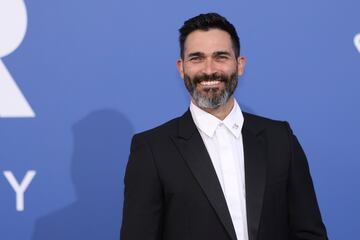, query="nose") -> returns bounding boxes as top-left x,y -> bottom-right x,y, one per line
203,58 -> 216,75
